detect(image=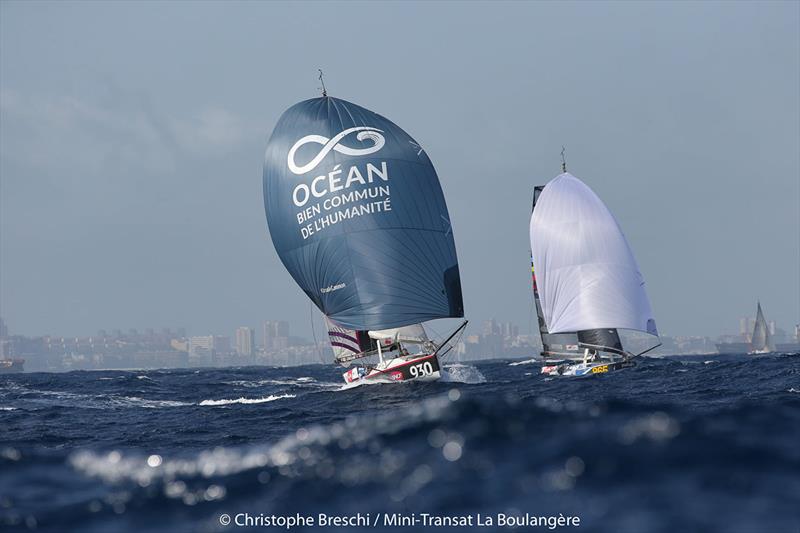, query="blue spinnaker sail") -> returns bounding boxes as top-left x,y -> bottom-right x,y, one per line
263,96 -> 463,331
